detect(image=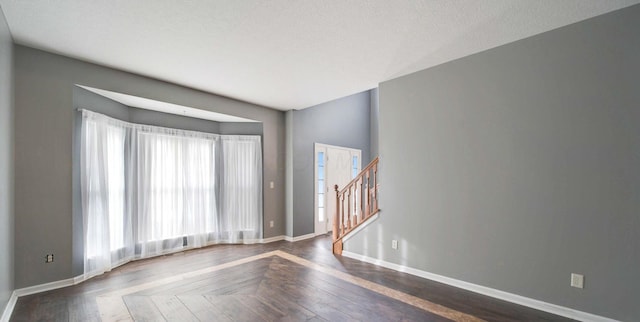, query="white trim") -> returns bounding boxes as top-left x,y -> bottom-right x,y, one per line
341,213 -> 379,243
14,276 -> 84,297
314,142 -> 361,151
73,275 -> 88,285
260,235 -> 285,243
206,236 -> 286,245
0,291 -> 18,322
341,251 -> 619,322
284,233 -> 317,242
